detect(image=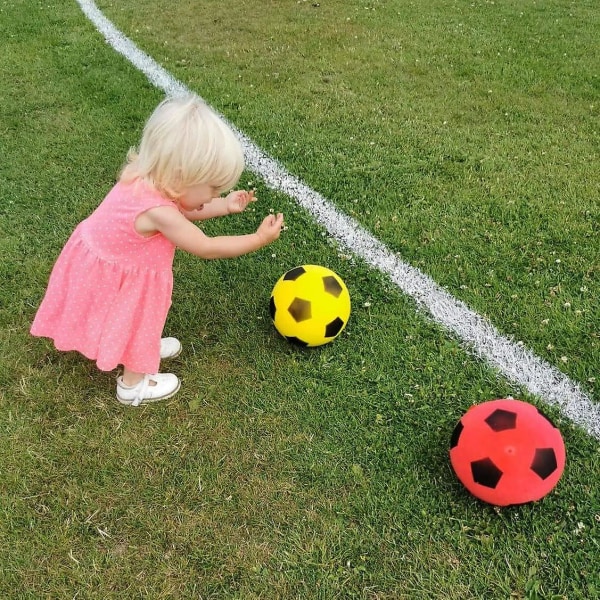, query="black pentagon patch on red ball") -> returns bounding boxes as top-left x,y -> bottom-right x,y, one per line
325,317 -> 344,338
471,457 -> 503,489
485,409 -> 517,432
288,298 -> 311,322
322,275 -> 343,298
450,421 -> 464,449
530,448 -> 558,480
283,266 -> 306,281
